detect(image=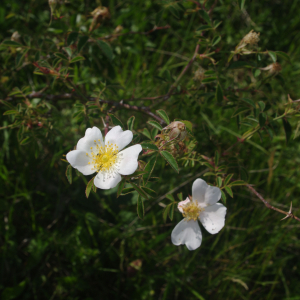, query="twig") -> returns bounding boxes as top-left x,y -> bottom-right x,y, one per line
160,42 -> 200,103
246,184 -> 300,222
208,0 -> 218,15
4,92 -> 166,124
97,25 -> 171,40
